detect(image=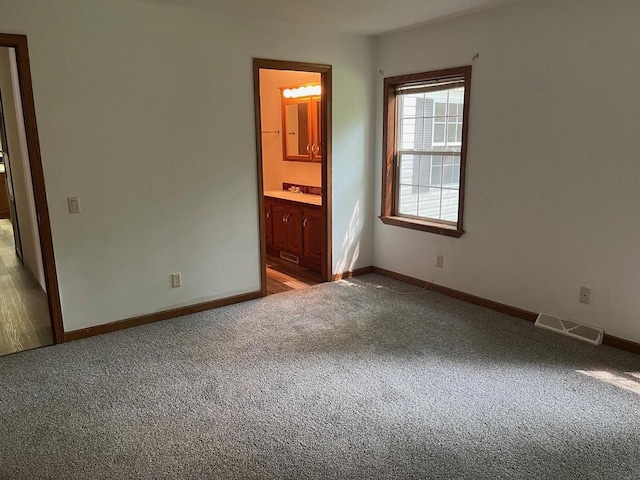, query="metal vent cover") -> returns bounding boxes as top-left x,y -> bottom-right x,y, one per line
280,252 -> 299,264
535,313 -> 603,345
